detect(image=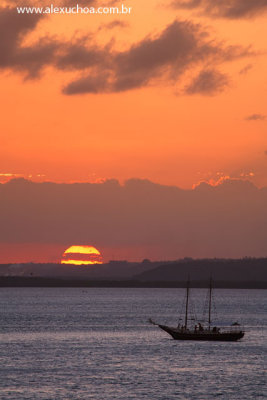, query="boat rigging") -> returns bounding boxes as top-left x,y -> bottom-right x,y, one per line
149,277 -> 245,341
